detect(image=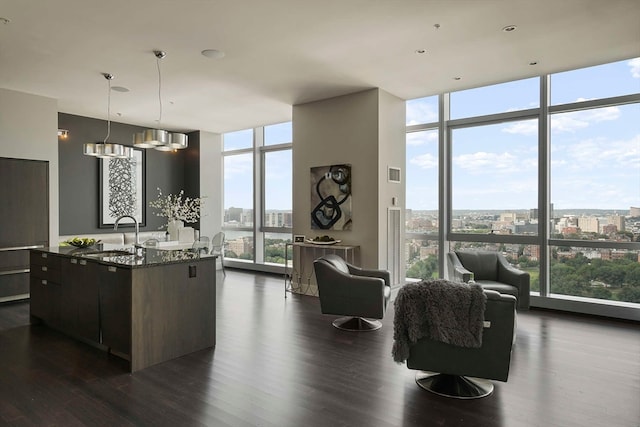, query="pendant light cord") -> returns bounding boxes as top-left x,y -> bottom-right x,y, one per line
157,55 -> 163,128
103,74 -> 112,143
